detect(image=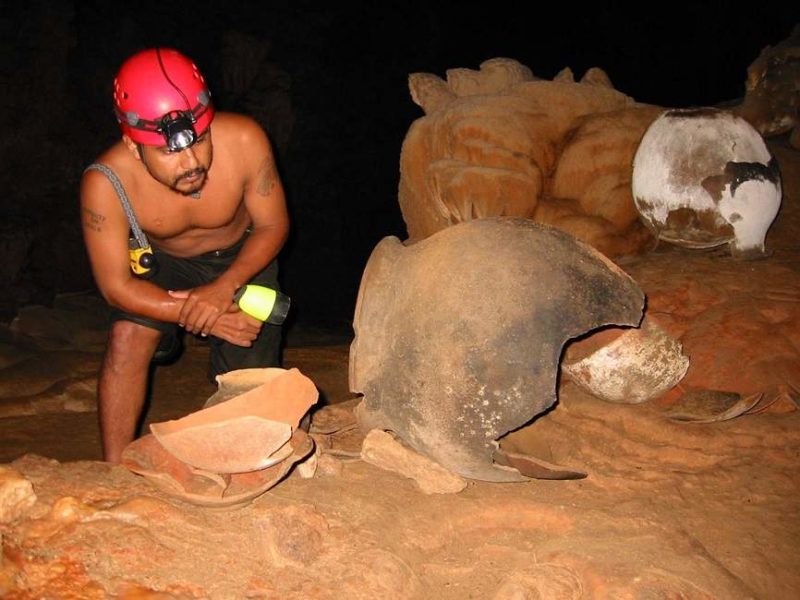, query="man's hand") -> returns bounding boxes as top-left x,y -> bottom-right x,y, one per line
208,311 -> 263,347
169,280 -> 238,336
